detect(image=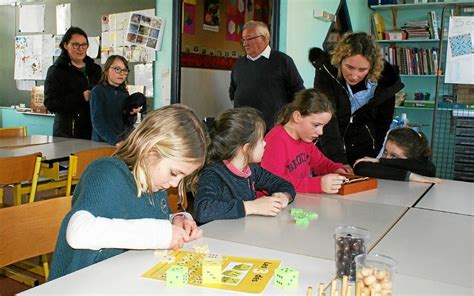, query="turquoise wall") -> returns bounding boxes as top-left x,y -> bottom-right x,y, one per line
153,0 -> 174,109
280,0 -> 370,88
0,108 -> 53,135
